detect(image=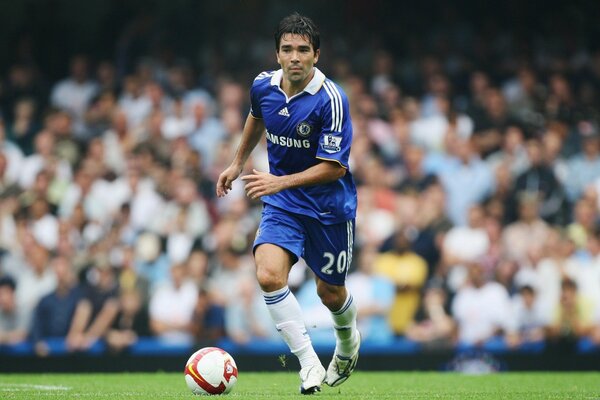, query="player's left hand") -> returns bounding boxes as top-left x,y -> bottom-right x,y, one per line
241,169 -> 285,199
